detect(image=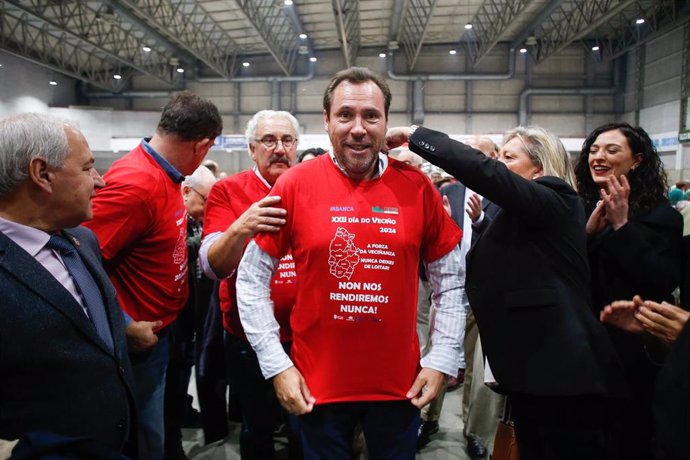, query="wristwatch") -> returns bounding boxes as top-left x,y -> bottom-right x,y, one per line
409,124 -> 419,138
